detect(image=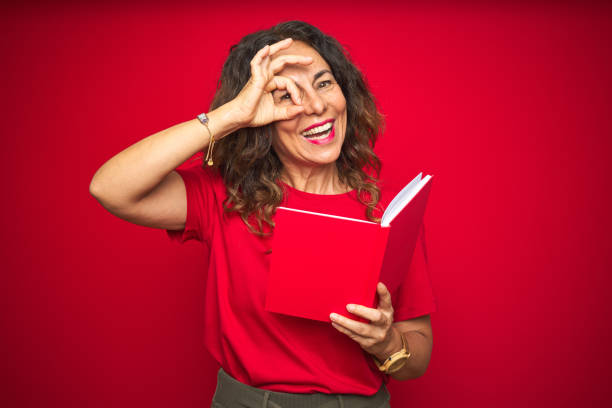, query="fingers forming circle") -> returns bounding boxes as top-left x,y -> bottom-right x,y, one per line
270,55 -> 313,75
247,40 -> 312,94
249,45 -> 271,86
264,76 -> 302,105
250,44 -> 269,68
268,37 -> 293,55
